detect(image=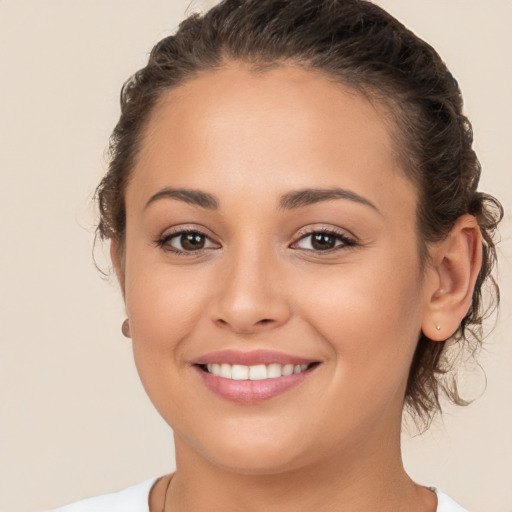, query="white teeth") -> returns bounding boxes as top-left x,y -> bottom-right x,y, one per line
249,364 -> 267,380
282,364 -> 294,376
205,362 -> 311,380
231,364 -> 249,380
220,363 -> 232,379
267,363 -> 282,378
